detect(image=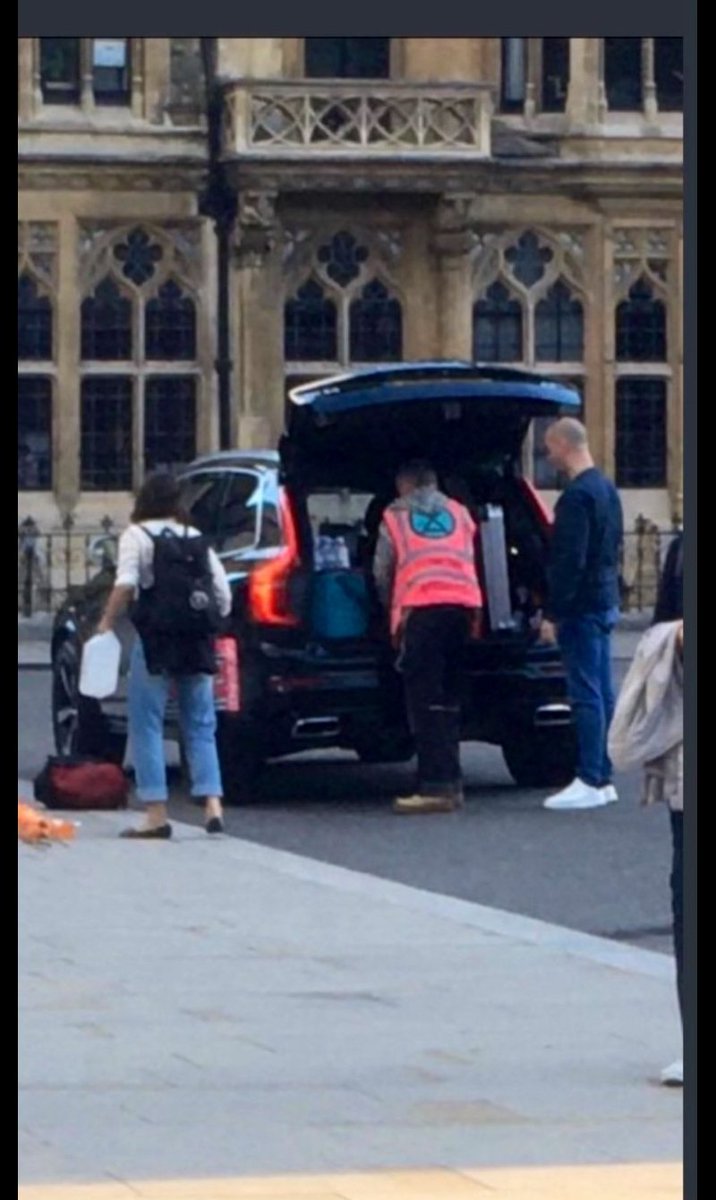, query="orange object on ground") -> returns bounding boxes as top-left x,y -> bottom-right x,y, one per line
18,801 -> 76,845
